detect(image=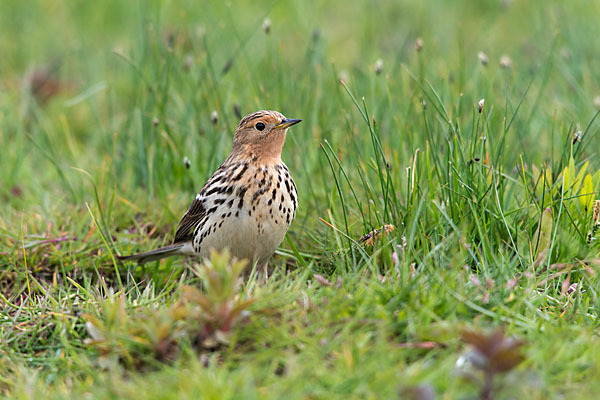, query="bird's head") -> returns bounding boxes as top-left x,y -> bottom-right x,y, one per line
231,110 -> 301,162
